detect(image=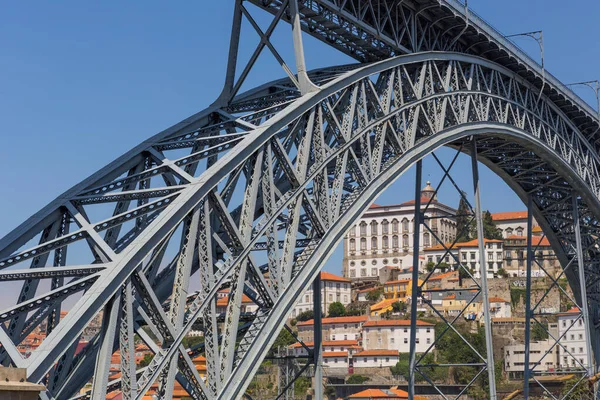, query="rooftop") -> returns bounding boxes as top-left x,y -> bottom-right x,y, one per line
363,319 -> 434,327
320,271 -> 351,283
323,351 -> 348,357
491,211 -> 528,221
